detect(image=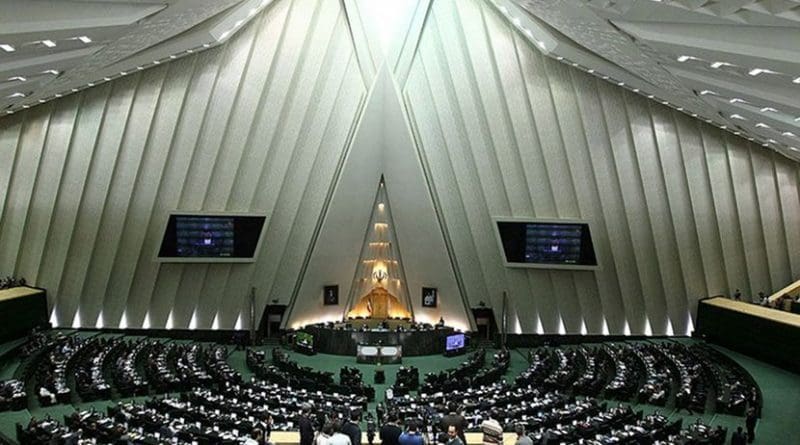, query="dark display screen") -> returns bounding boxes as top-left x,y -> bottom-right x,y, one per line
159,214 -> 265,259
497,221 -> 597,266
